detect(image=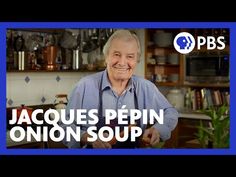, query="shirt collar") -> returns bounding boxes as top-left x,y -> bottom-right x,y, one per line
101,70 -> 134,92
